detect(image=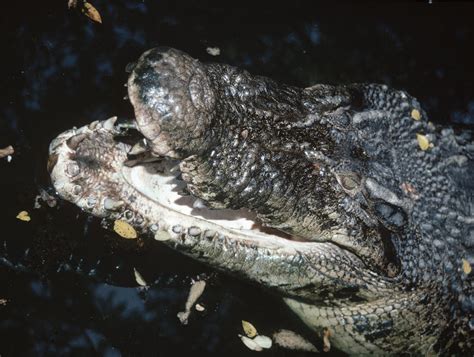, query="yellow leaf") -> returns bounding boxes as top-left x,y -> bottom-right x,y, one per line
462,259 -> 471,275
113,220 -> 137,239
411,109 -> 421,121
82,2 -> 102,24
242,320 -> 258,338
16,211 -> 31,222
416,134 -> 432,151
